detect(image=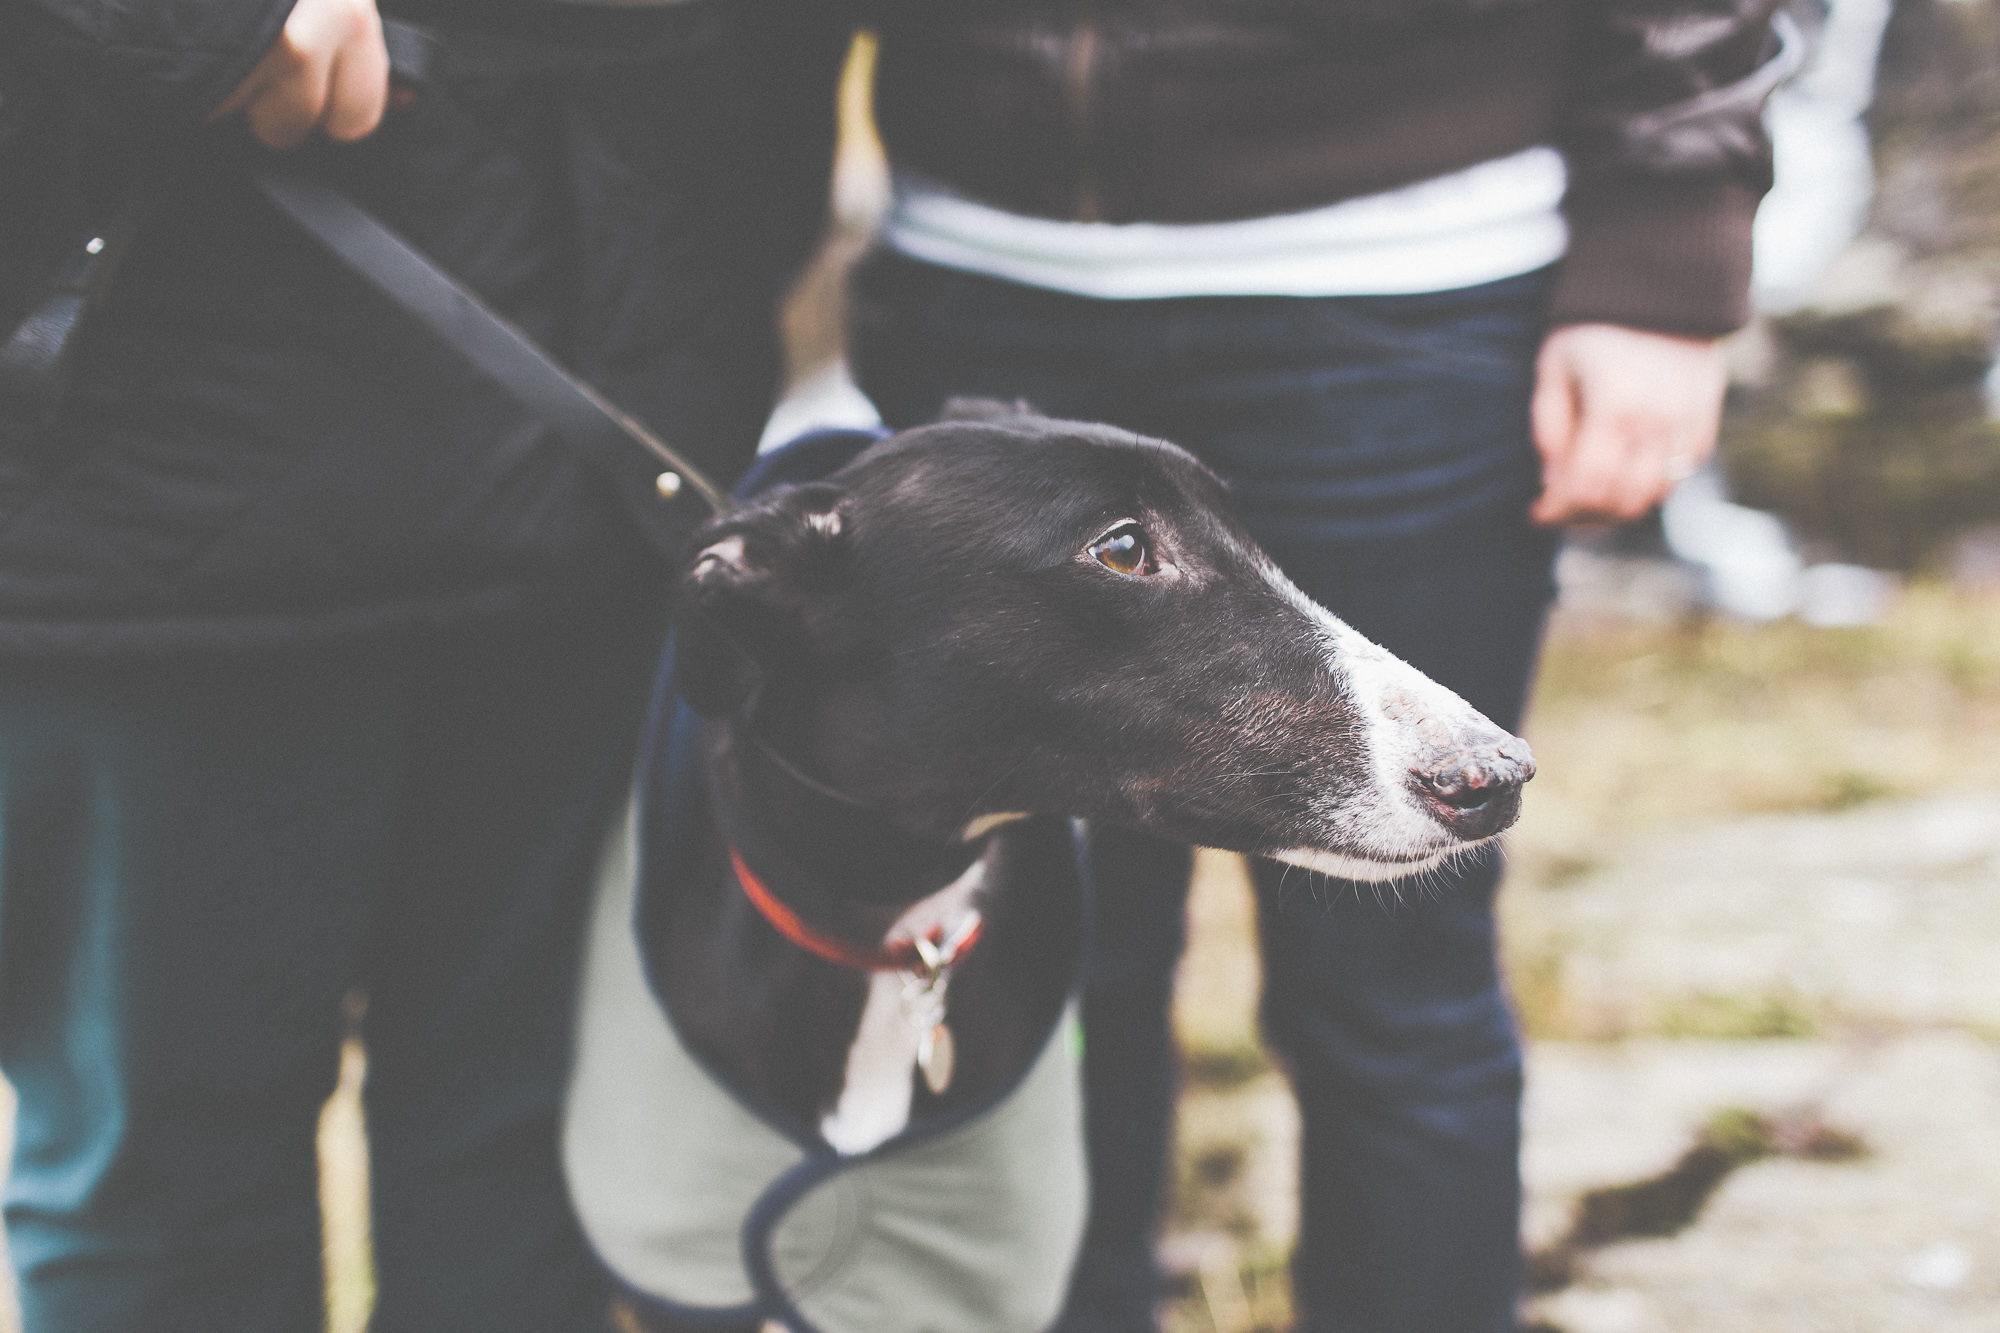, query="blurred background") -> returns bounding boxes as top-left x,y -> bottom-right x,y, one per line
8,2 -> 2000,1331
